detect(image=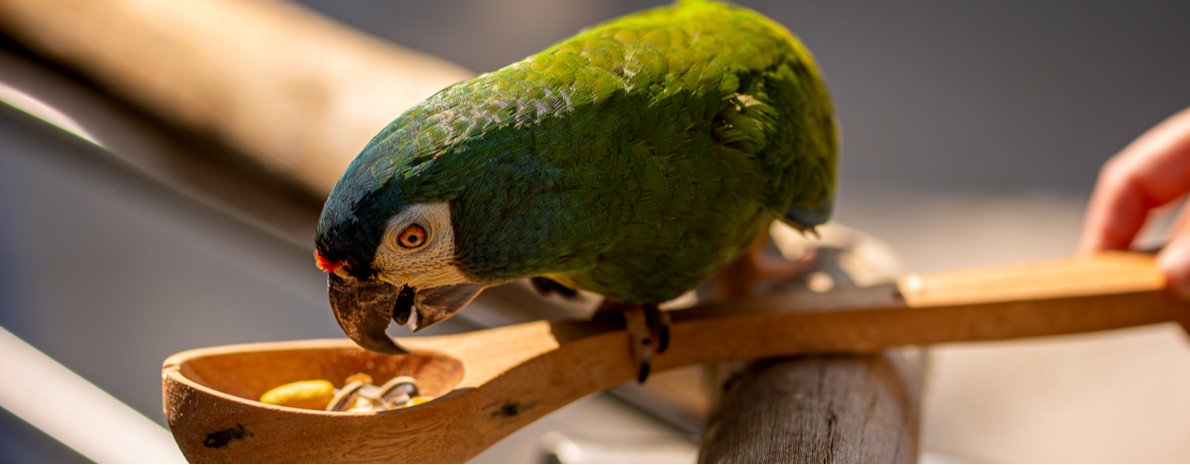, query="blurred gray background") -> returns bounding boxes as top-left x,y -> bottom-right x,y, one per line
297,0 -> 1190,194
2,0 -> 1190,462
